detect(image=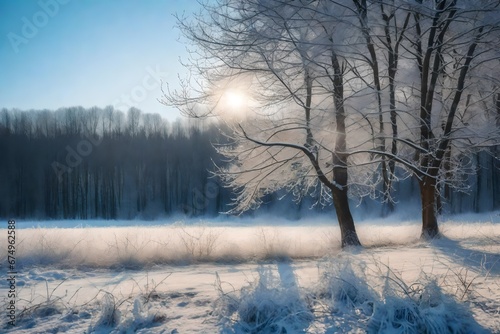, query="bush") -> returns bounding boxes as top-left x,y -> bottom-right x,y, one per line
368,278 -> 488,334
214,266 -> 313,333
